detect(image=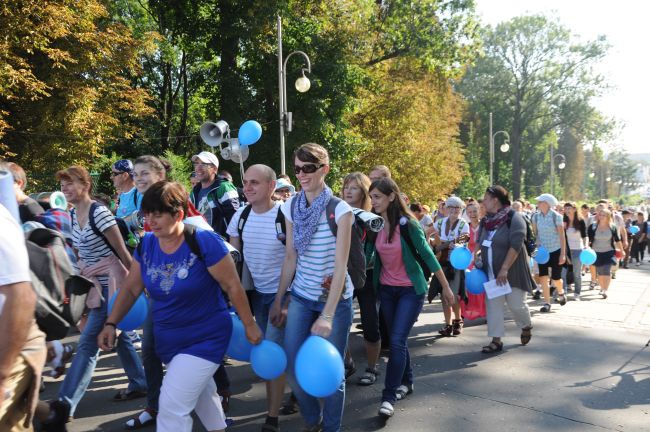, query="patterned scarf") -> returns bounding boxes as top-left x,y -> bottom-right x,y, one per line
484,205 -> 512,231
293,186 -> 333,256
